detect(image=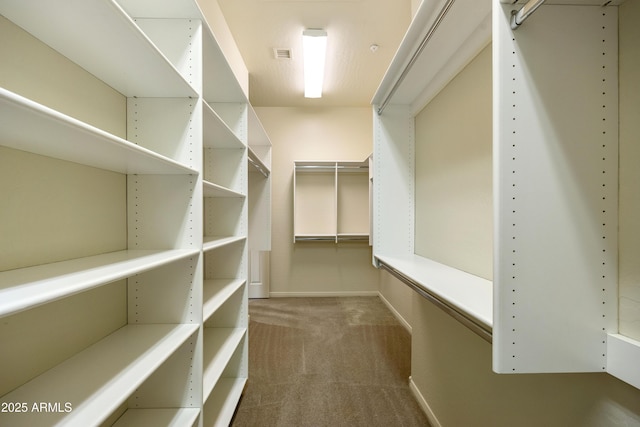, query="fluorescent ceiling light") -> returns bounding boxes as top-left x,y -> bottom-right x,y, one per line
303,29 -> 327,98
